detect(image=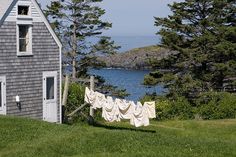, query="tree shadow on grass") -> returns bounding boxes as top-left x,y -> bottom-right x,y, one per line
92,121 -> 156,133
